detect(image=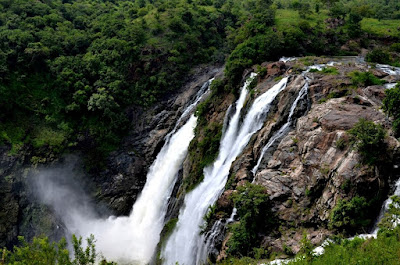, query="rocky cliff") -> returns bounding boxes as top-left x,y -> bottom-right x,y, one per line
191,58 -> 400,261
